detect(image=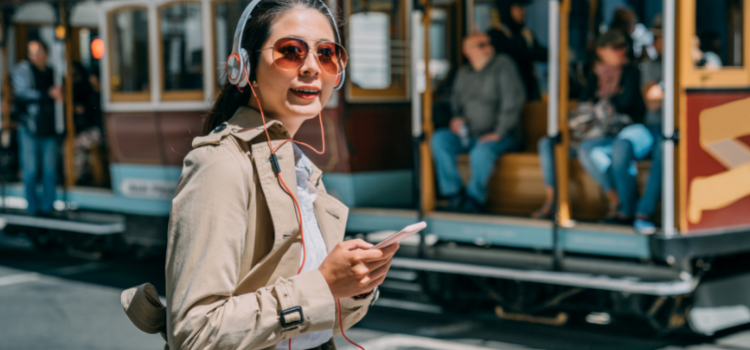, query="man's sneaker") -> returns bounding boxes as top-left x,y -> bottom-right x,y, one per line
461,196 -> 482,214
634,219 -> 657,235
603,215 -> 633,226
438,193 -> 464,212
